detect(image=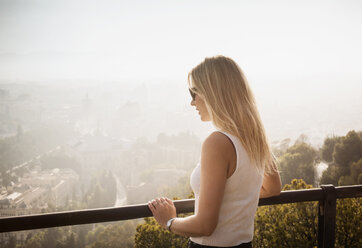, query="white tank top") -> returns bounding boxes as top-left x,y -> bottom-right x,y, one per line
190,131 -> 263,246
